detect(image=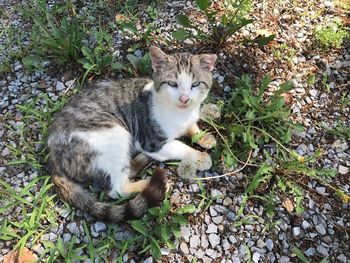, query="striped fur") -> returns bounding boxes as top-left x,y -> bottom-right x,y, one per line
48,47 -> 216,223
